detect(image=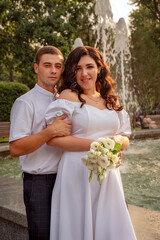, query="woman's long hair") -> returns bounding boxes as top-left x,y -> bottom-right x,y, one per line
59,46 -> 122,111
